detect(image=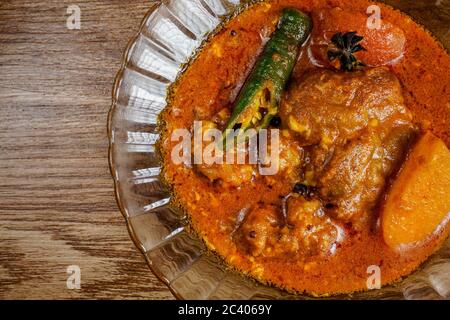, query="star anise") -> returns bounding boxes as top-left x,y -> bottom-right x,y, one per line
327,31 -> 366,71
